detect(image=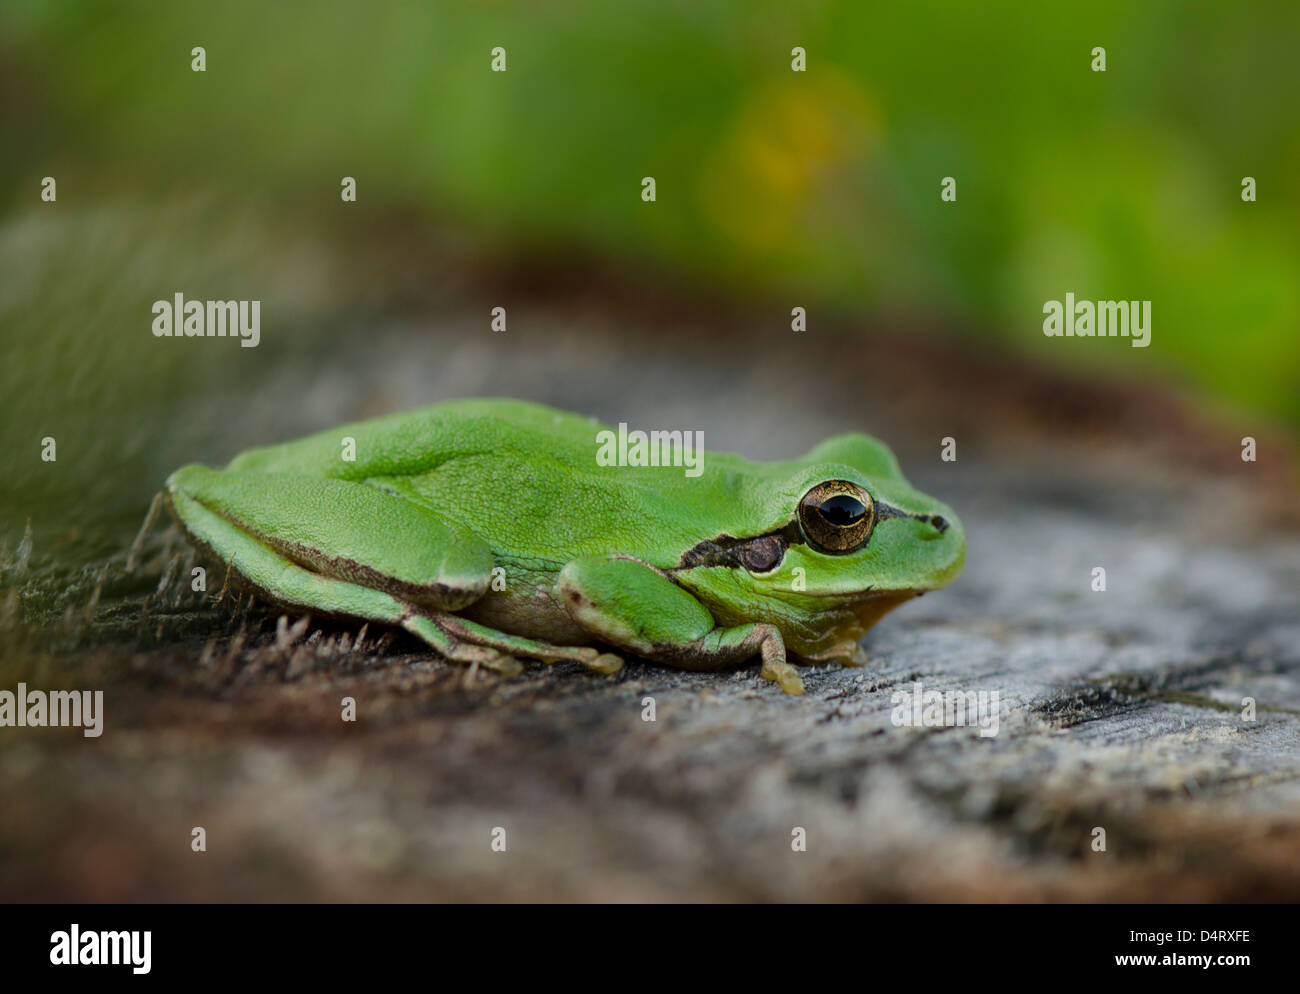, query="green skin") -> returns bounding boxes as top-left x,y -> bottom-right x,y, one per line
164,398 -> 964,695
